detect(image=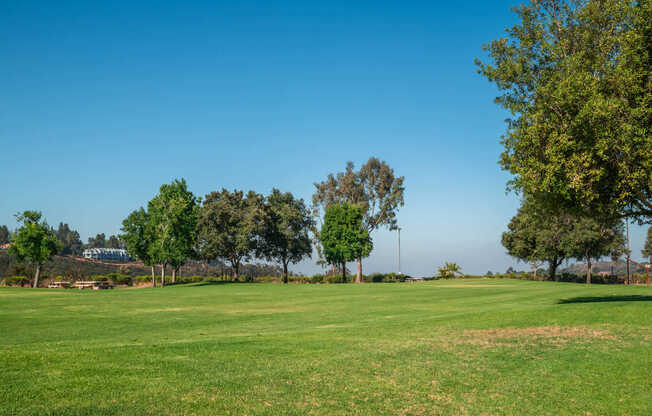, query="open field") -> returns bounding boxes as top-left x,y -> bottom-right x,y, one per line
1,279 -> 651,415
